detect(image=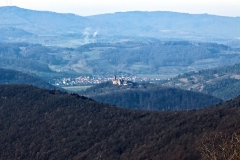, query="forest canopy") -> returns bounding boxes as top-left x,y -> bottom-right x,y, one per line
0,84 -> 240,159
